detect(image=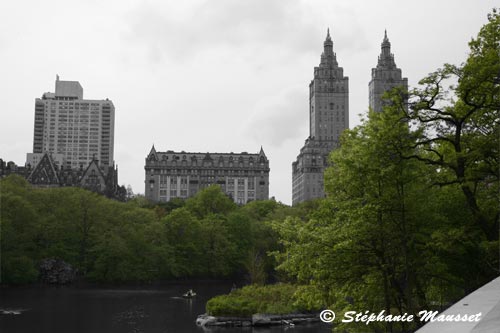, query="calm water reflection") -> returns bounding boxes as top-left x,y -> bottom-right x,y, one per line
0,281 -> 331,333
